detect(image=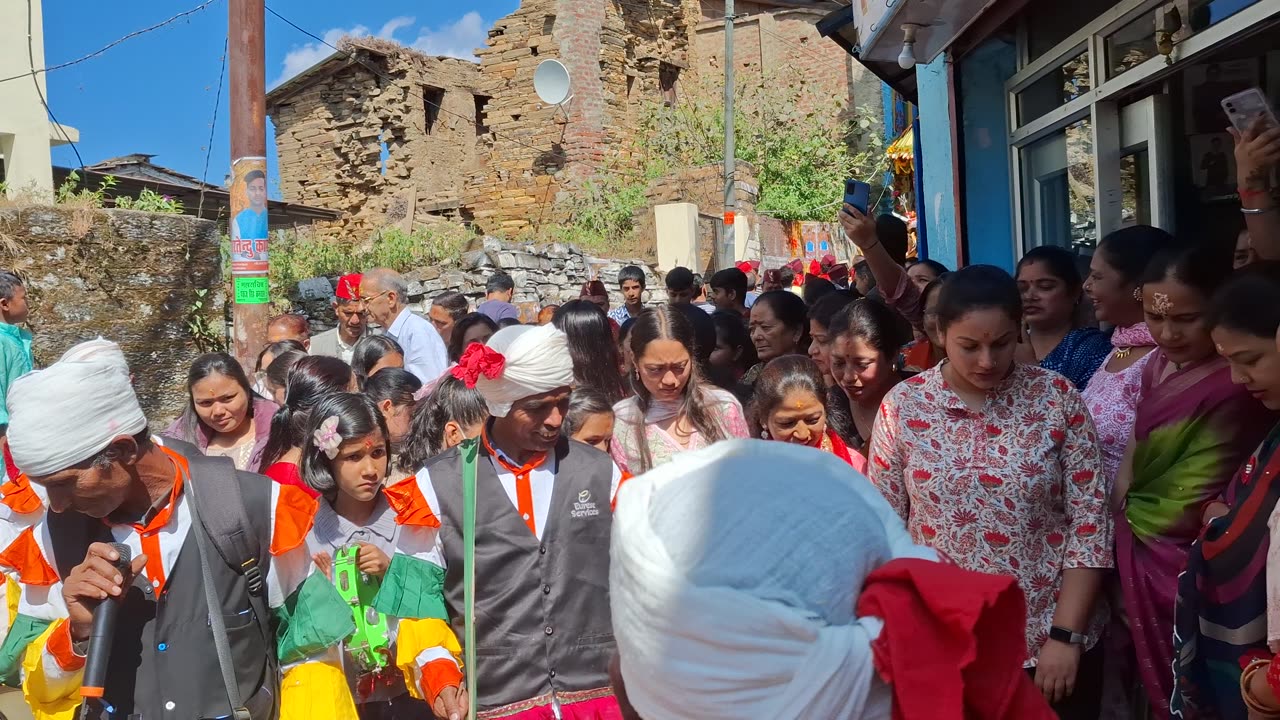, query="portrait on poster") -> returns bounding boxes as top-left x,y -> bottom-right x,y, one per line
230,157 -> 270,275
